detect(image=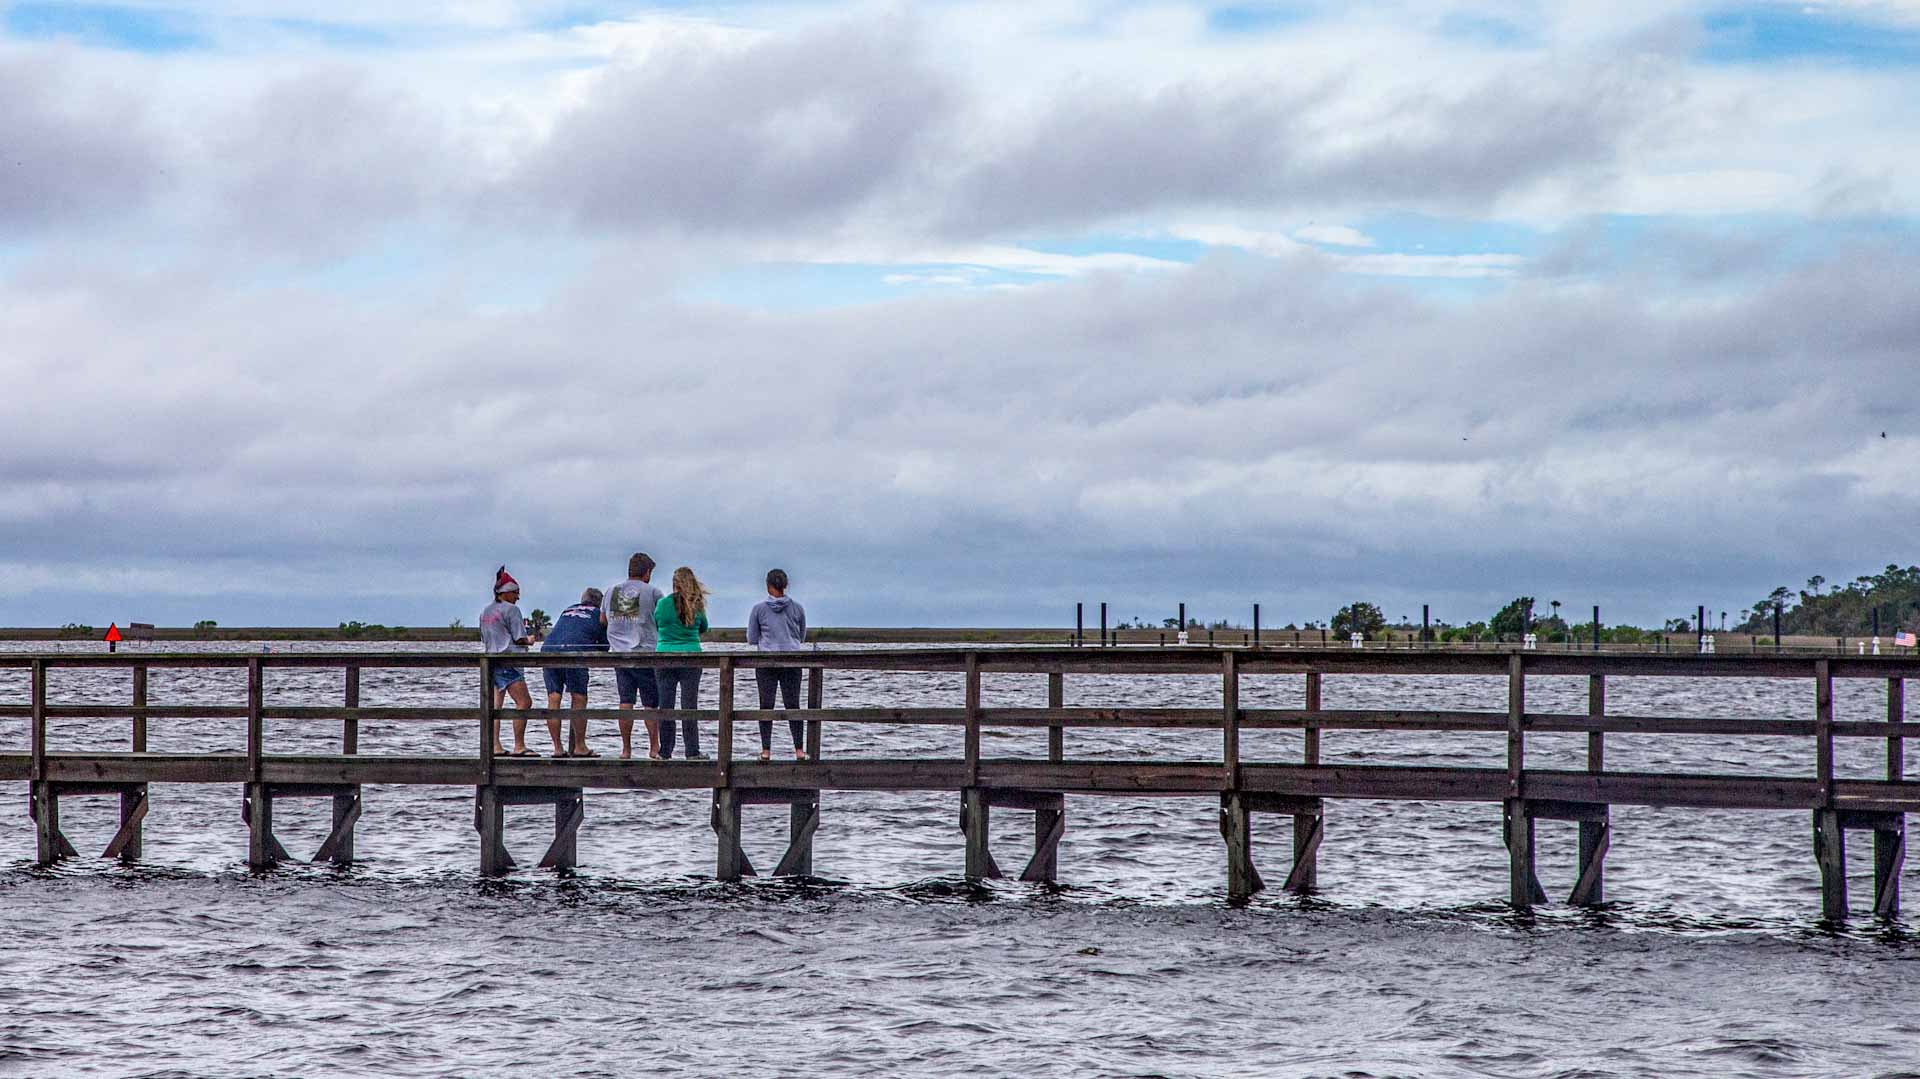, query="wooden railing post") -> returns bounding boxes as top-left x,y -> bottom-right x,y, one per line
29,658 -> 46,782
343,664 -> 360,755
806,666 -> 824,759
1505,652 -> 1536,909
1877,676 -> 1905,917
1047,672 -> 1064,762
1303,671 -> 1322,767
123,661 -> 150,861
244,657 -> 274,869
717,657 -> 735,781
1812,658 -> 1845,920
29,658 -> 61,866
131,663 -> 148,753
964,652 -> 982,787
332,664 -> 362,866
1290,670 -> 1323,893
1575,673 -> 1608,906
480,656 -> 496,776
1221,652 -> 1239,789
